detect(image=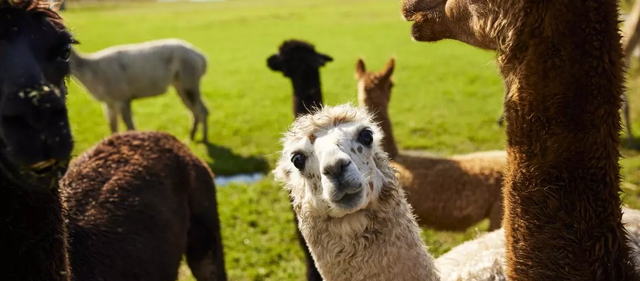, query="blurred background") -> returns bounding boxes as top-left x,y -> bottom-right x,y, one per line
56,0 -> 640,280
